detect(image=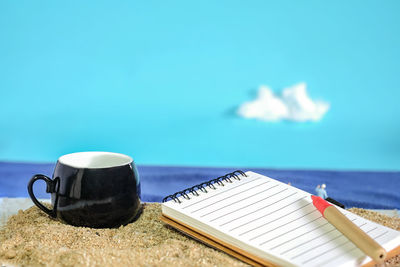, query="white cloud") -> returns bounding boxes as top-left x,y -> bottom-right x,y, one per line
237,83 -> 330,122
